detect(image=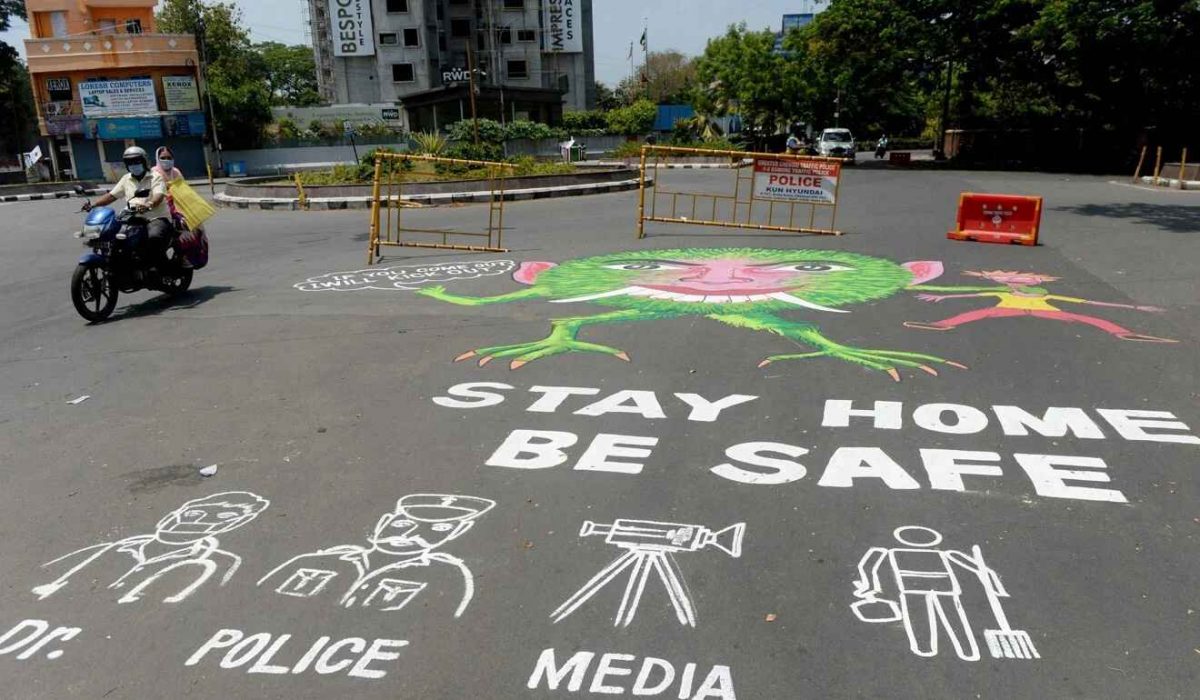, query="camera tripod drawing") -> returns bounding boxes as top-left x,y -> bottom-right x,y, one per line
851,526 -> 1040,661
31,491 -> 270,605
551,518 -> 746,627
